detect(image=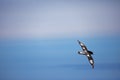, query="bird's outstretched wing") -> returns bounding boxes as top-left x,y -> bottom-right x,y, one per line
87,54 -> 94,69
77,40 -> 94,69
77,40 -> 88,51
